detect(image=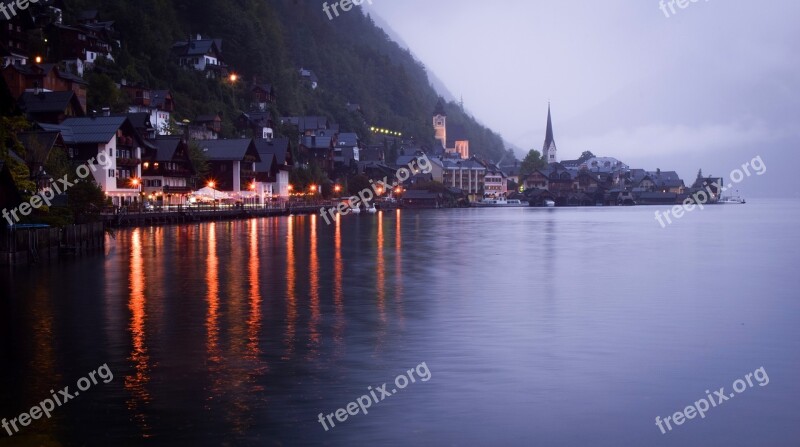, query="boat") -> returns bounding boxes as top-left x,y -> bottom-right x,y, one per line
719,190 -> 746,204
719,196 -> 746,204
544,200 -> 556,208
472,198 -> 529,208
